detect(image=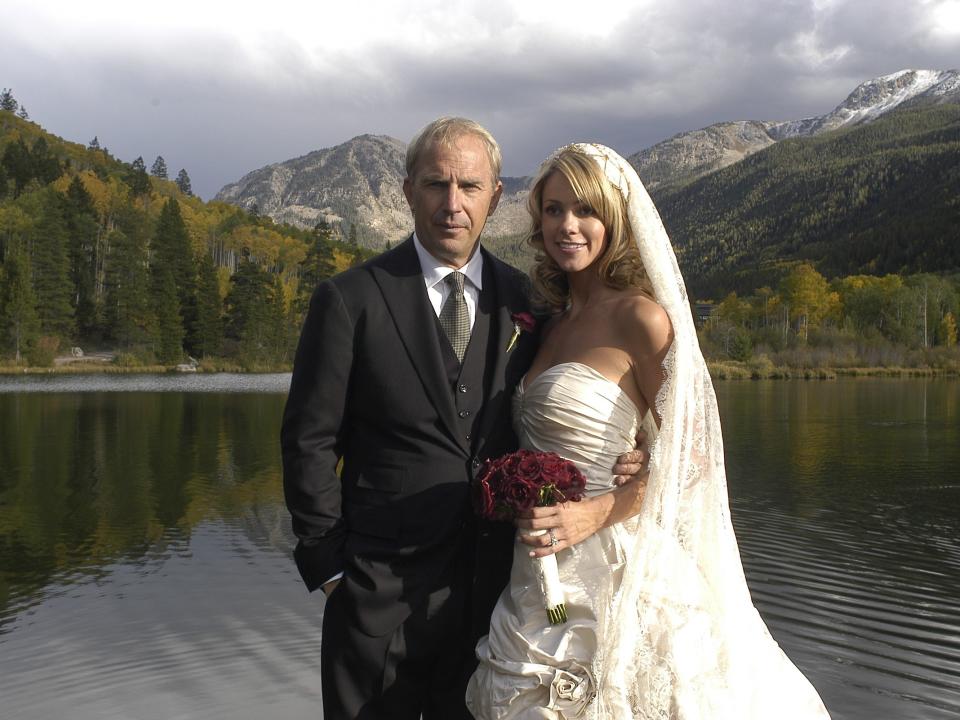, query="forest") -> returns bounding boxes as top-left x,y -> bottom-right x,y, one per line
698,263 -> 959,376
0,92 -> 373,370
0,89 -> 957,373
